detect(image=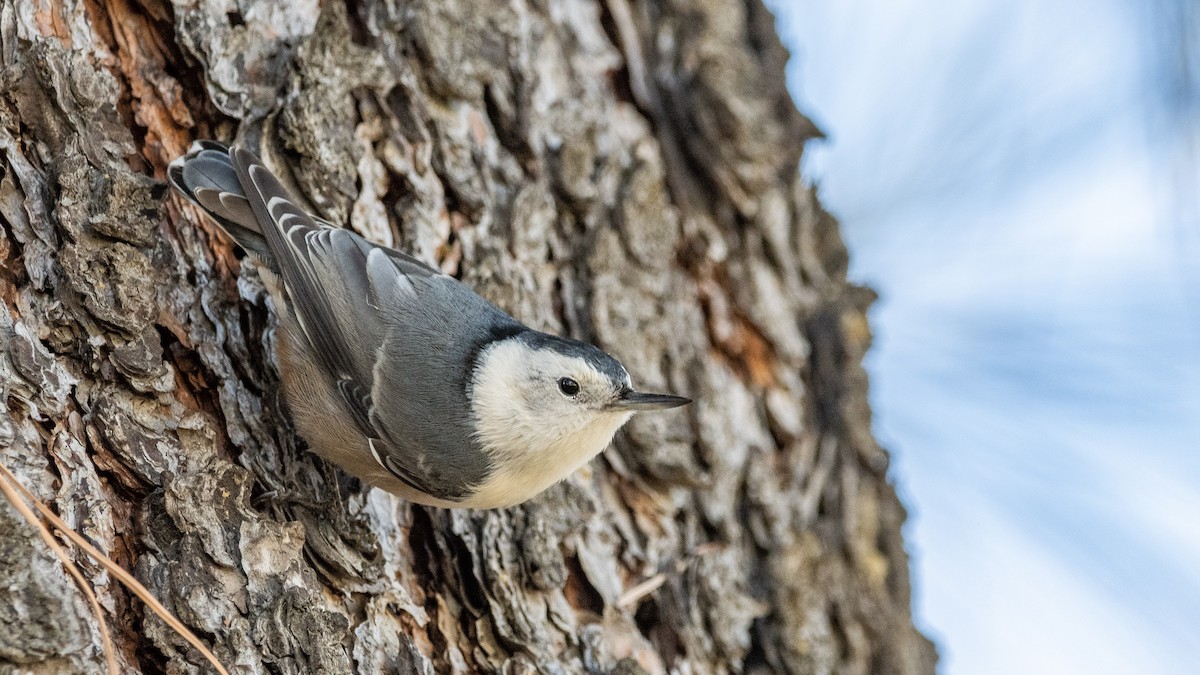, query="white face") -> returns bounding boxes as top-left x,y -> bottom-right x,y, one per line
467,338 -> 636,507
